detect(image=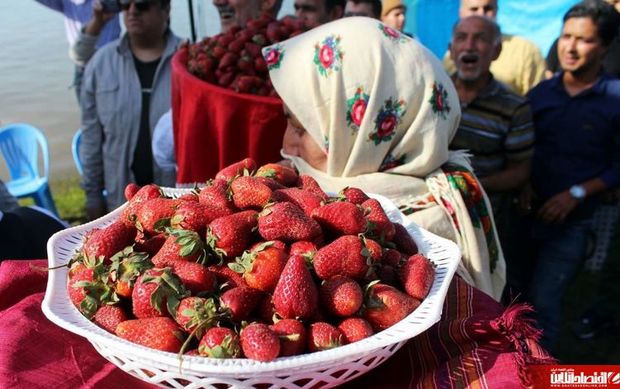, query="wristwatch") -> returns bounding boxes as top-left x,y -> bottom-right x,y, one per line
569,185 -> 587,201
